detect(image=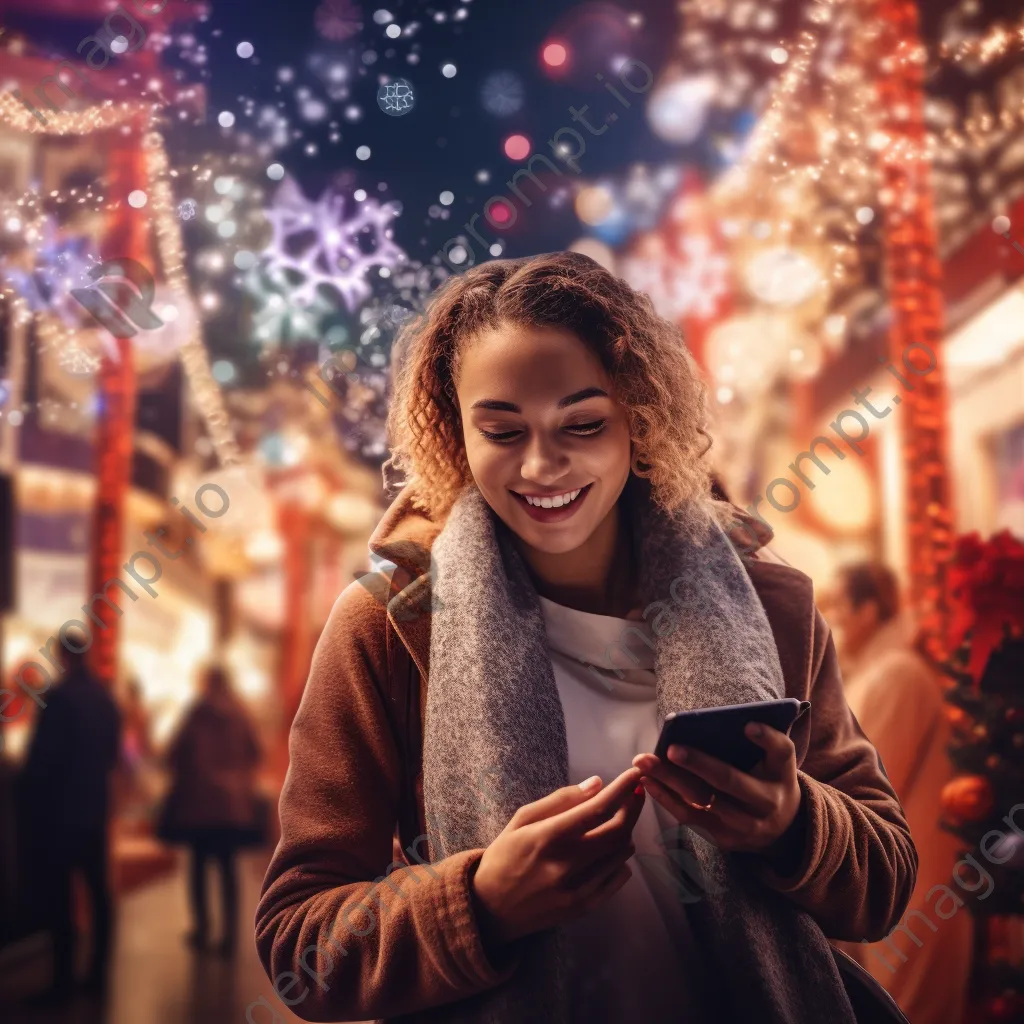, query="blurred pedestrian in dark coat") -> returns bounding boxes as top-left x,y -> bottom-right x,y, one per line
161,664 -> 263,956
18,634 -> 122,1003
